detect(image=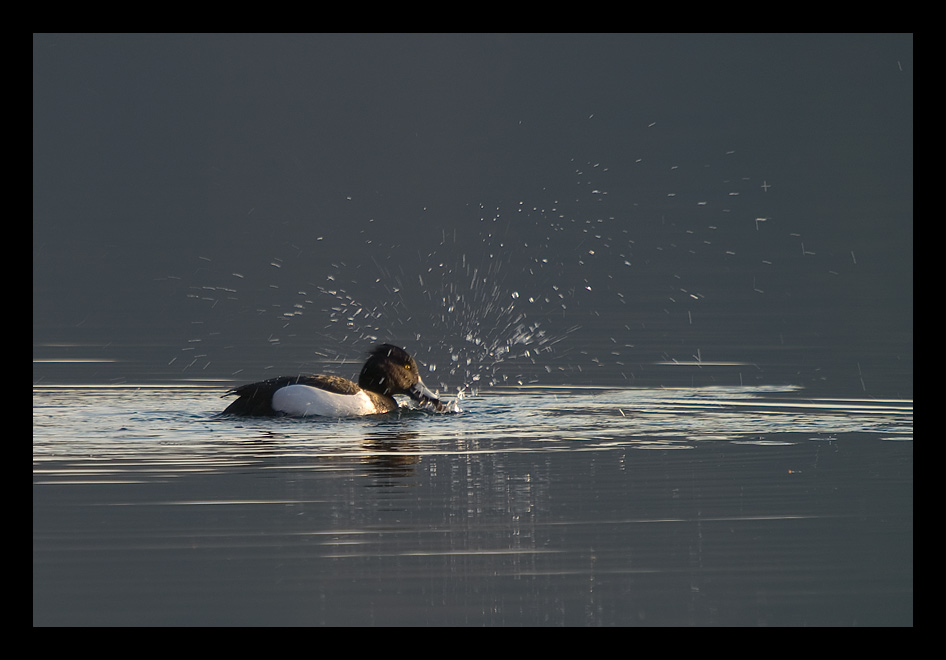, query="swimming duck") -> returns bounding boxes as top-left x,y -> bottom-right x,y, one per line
222,344 -> 445,417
